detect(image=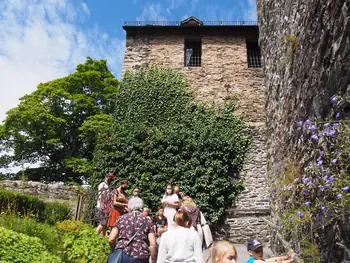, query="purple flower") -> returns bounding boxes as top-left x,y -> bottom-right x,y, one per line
311,135 -> 319,141
303,189 -> 309,196
317,160 -> 323,166
331,159 -> 337,164
336,113 -> 340,119
331,95 -> 337,103
328,176 -> 335,183
319,185 -> 324,191
286,185 -> 292,191
304,119 -> 312,125
302,177 -> 309,184
296,212 -> 304,219
296,121 -> 303,127
308,125 -> 317,131
323,175 -> 328,181
323,123 -> 330,128
321,205 -> 328,211
290,217 -> 294,221
266,235 -> 271,239
342,187 -> 349,193
329,130 -> 336,136
333,123 -> 339,129
337,193 -> 342,199
319,151 -> 324,156
305,201 -> 311,207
